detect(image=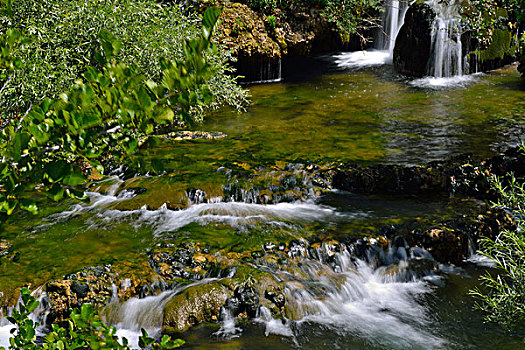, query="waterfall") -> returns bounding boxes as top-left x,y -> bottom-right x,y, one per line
377,0 -> 409,54
427,0 -> 465,77
235,57 -> 282,84
253,243 -> 446,348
